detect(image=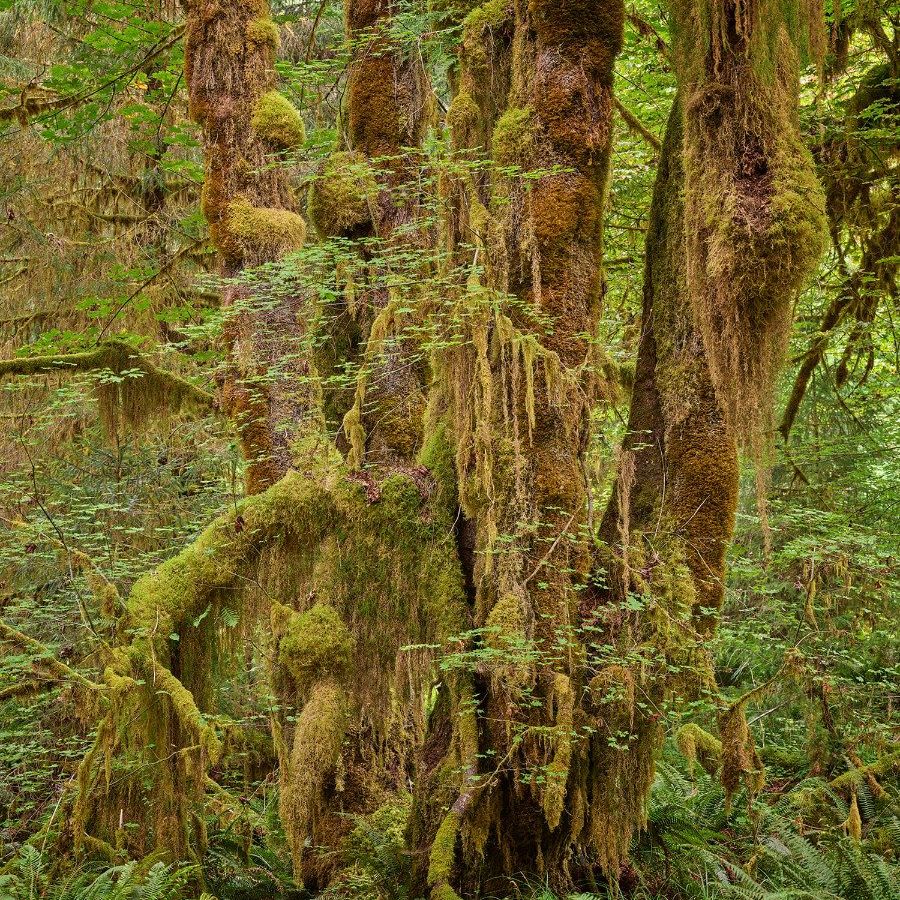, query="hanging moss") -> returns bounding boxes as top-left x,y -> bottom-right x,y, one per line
672,0 -> 827,441
307,150 -> 377,238
676,723 -> 723,778
0,339 -> 216,439
542,673 -> 575,831
718,700 -> 765,804
251,90 -> 306,150
279,679 -> 349,876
